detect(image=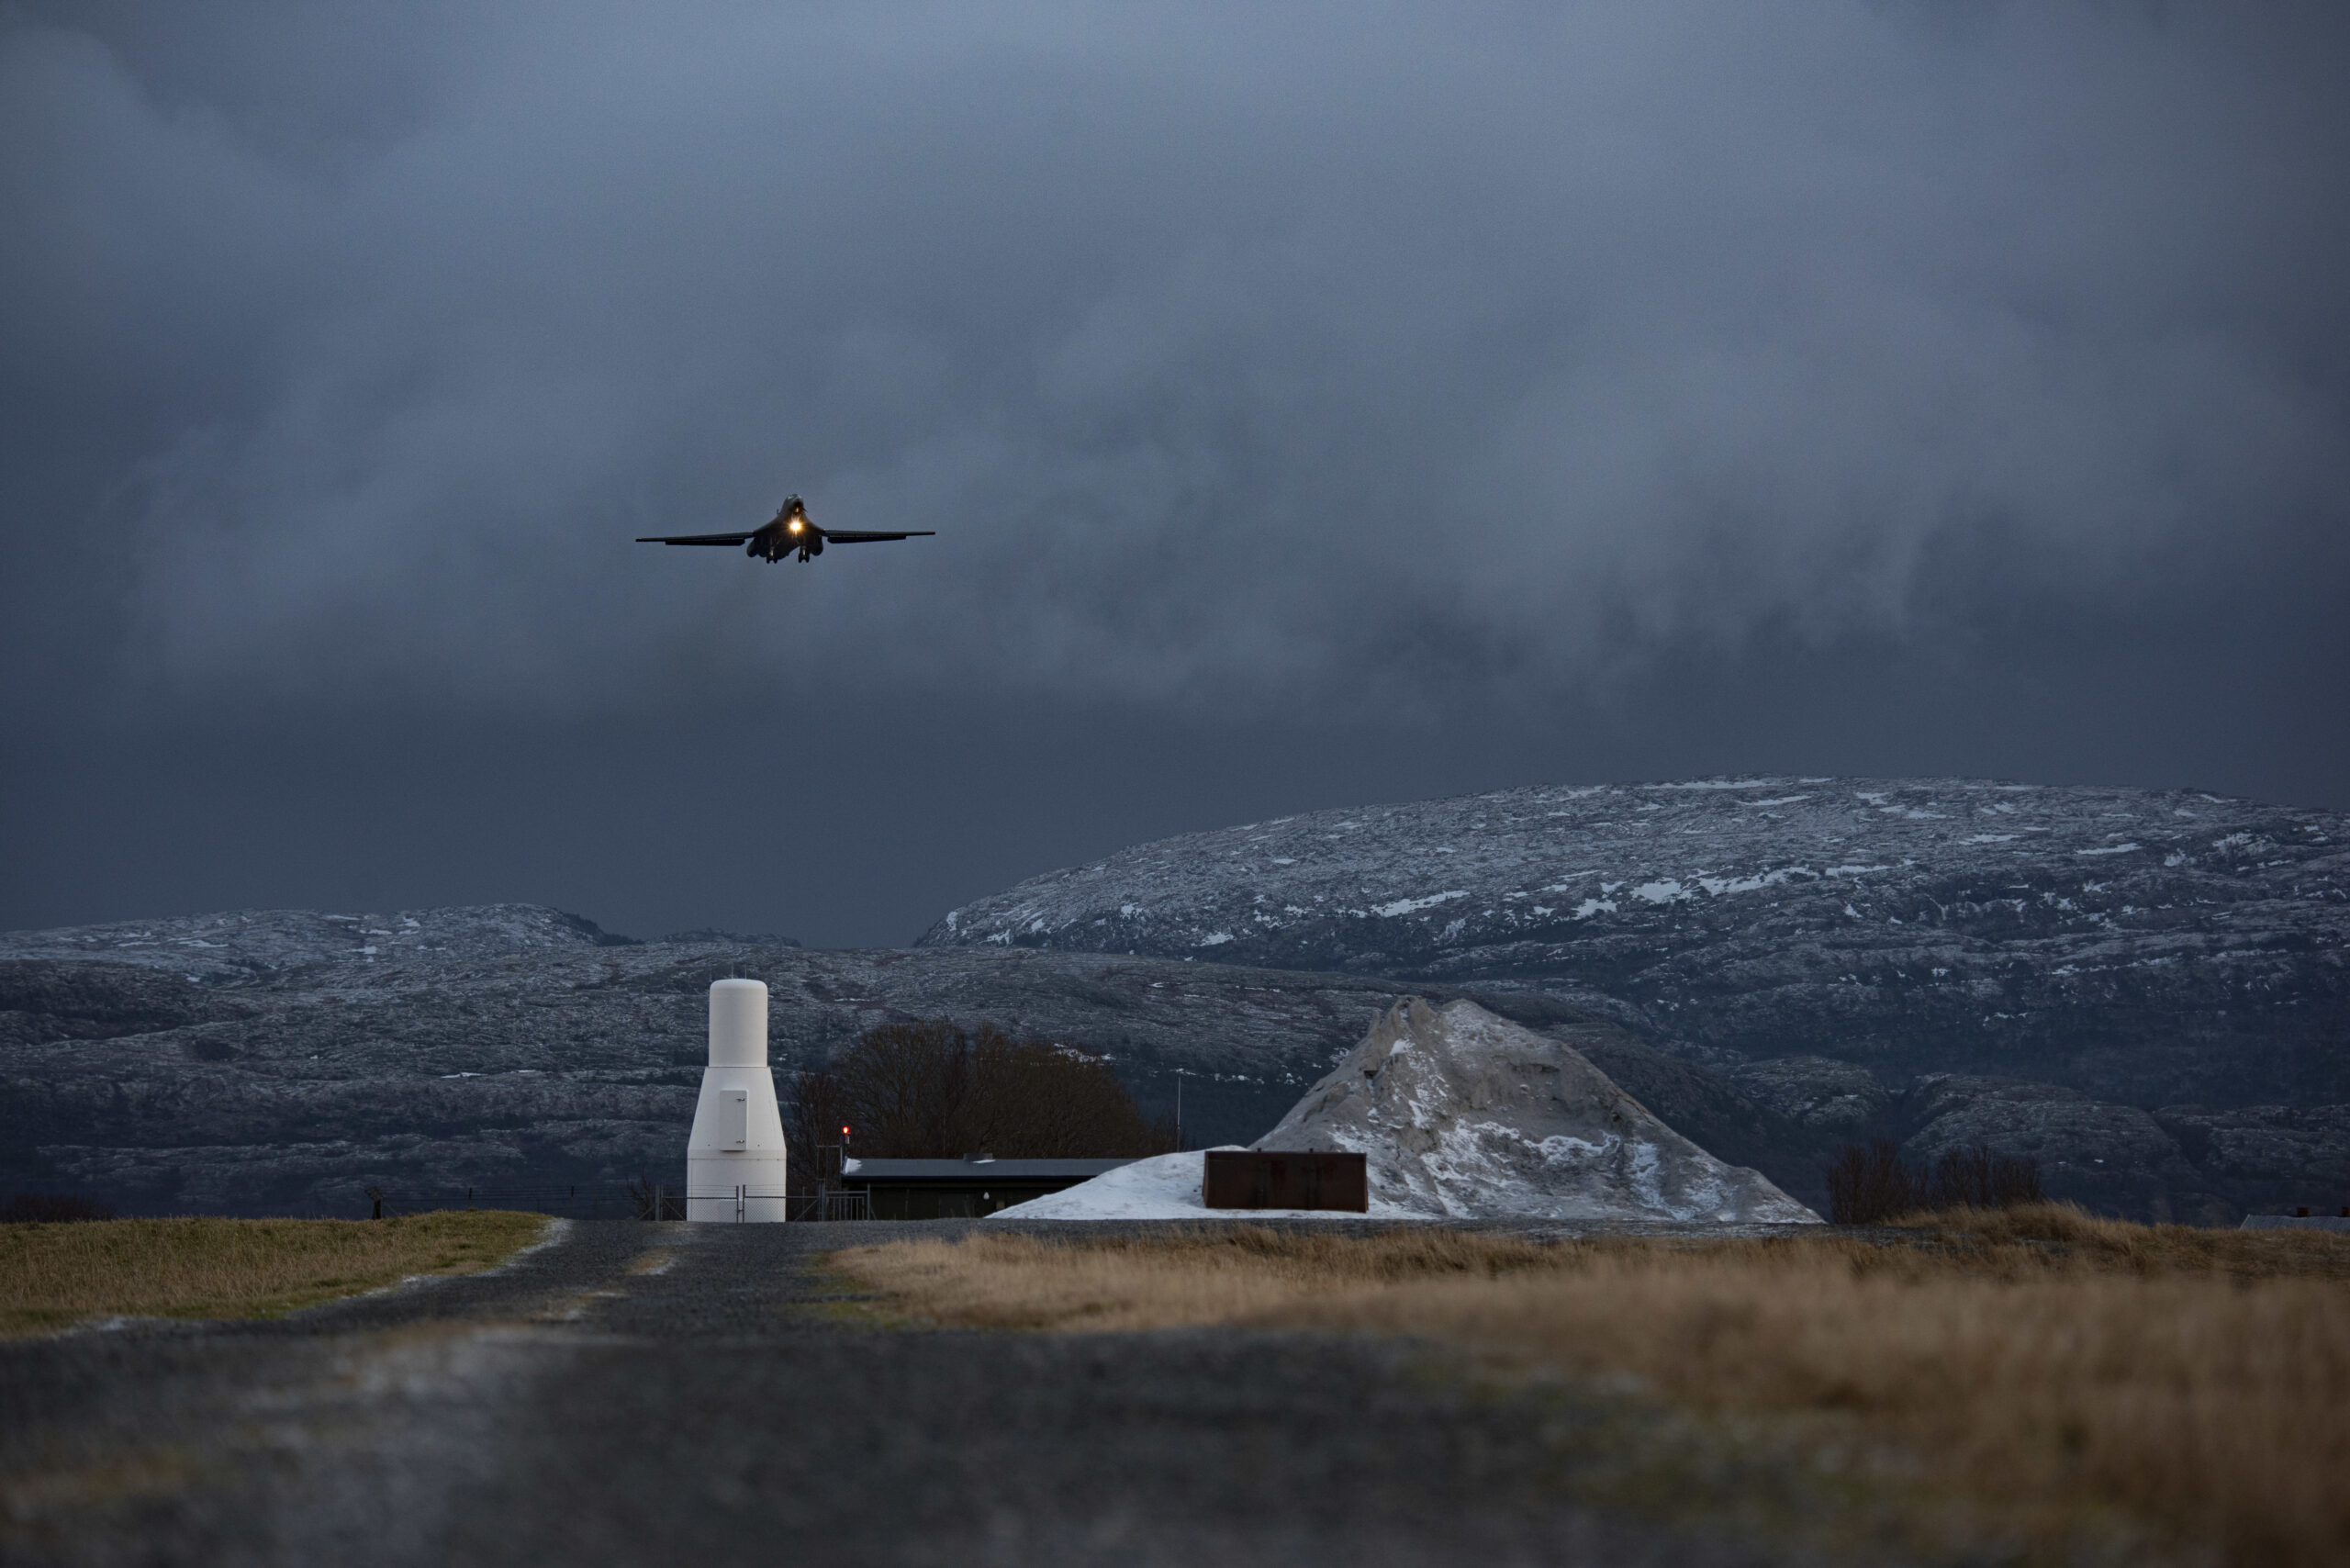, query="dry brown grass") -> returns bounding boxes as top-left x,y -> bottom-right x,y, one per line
0,1211 -> 551,1336
834,1208 -> 2350,1566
